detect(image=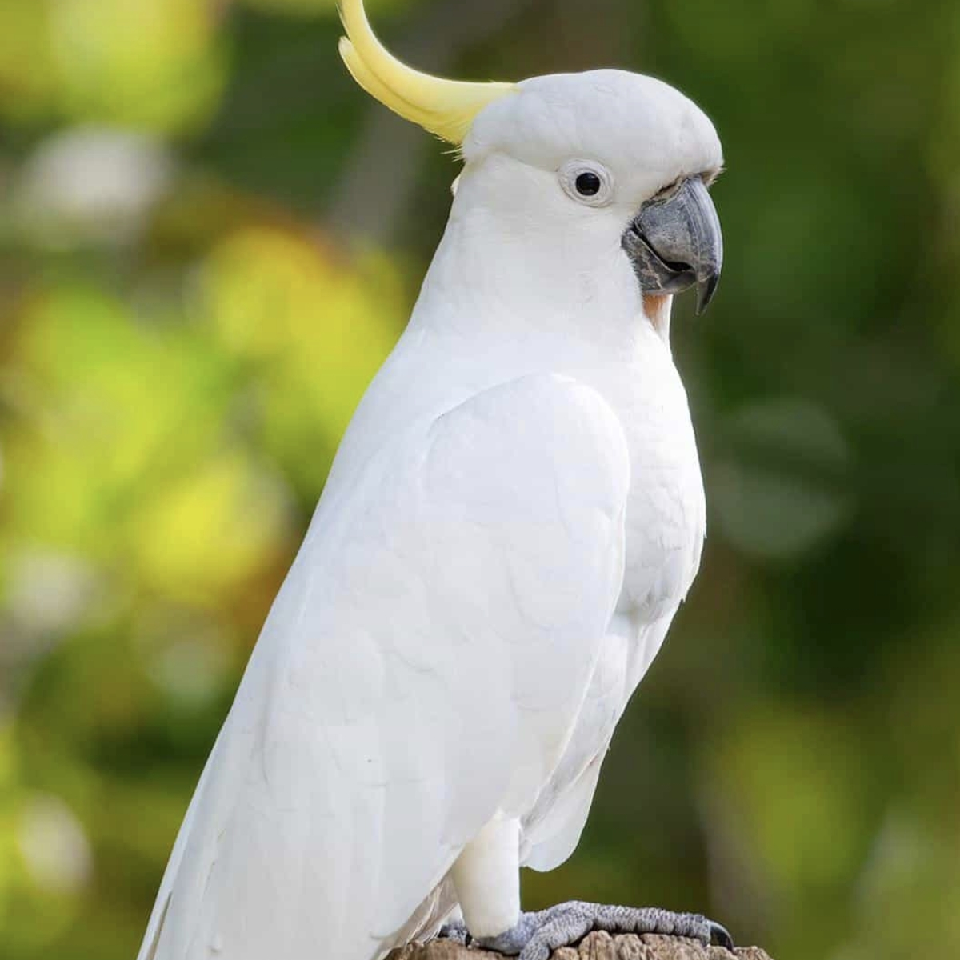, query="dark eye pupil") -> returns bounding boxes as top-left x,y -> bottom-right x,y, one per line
575,172 -> 602,196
